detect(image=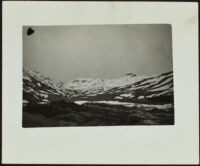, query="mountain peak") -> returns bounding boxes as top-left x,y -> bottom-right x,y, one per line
125,73 -> 136,77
